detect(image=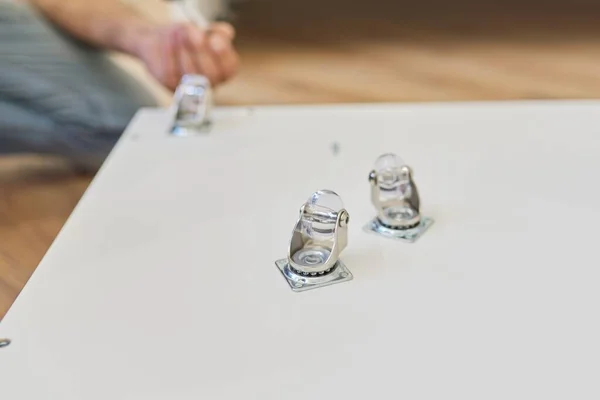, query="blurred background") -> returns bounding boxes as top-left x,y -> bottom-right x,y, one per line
2,0 -> 600,318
